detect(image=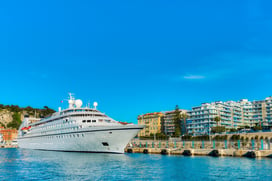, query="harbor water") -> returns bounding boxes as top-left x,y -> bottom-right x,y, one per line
1,148 -> 272,180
